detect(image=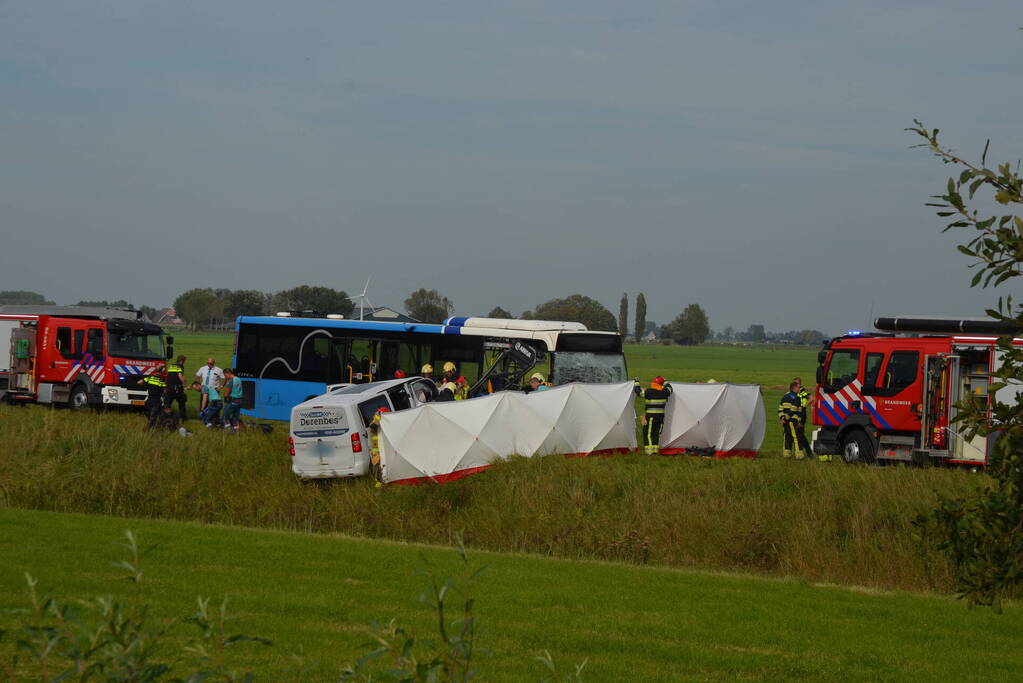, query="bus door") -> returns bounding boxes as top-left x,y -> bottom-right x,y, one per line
347,339 -> 373,383
327,338 -> 349,385
377,340 -> 400,380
